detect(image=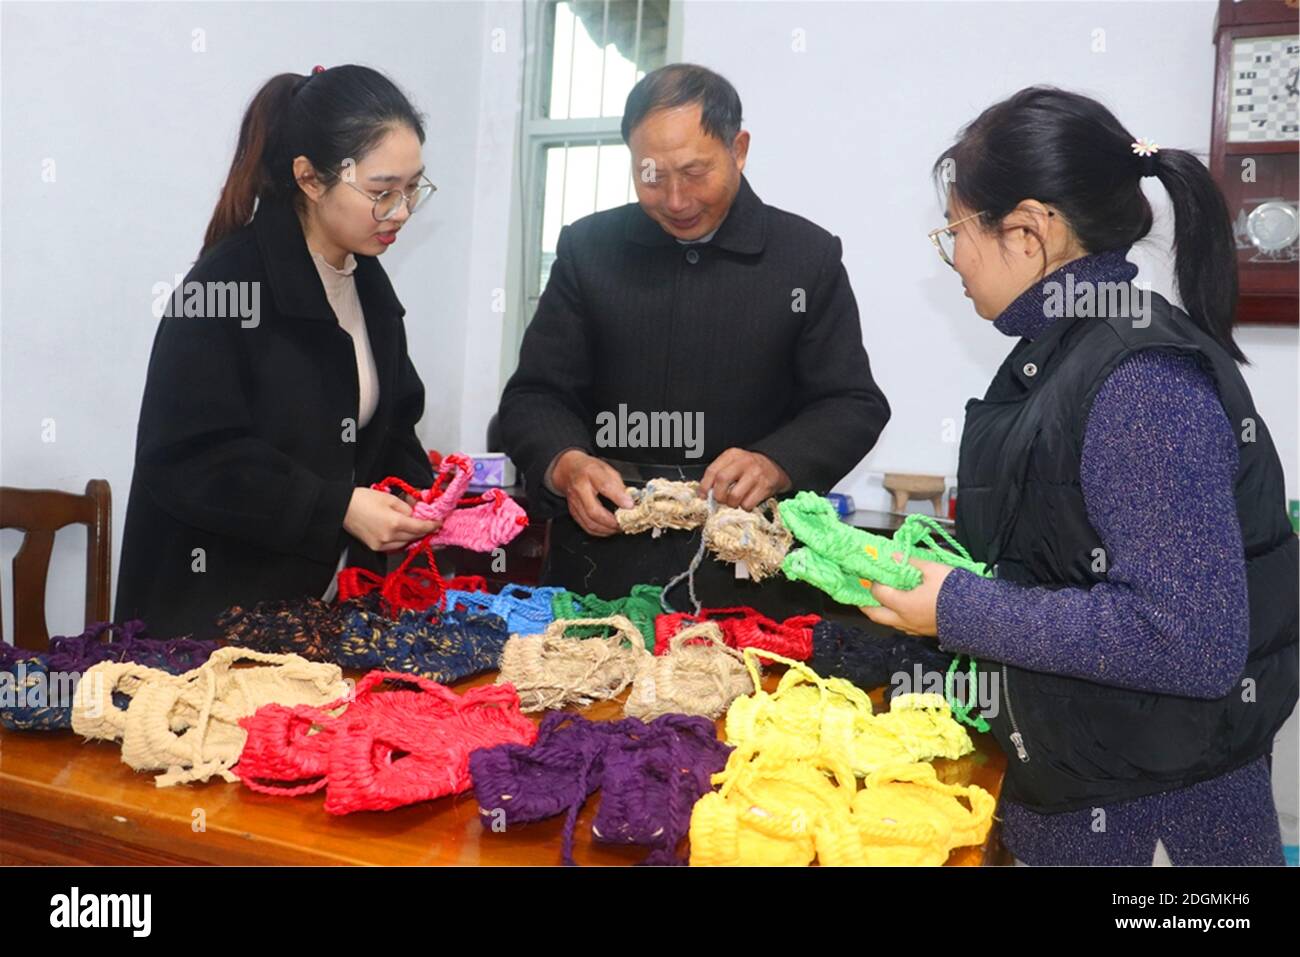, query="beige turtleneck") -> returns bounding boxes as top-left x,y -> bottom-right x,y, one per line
309,249 -> 380,428
310,248 -> 380,602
